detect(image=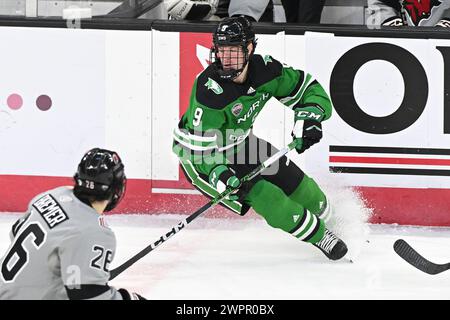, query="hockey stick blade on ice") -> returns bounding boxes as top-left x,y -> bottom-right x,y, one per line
109,140 -> 299,280
393,239 -> 450,275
